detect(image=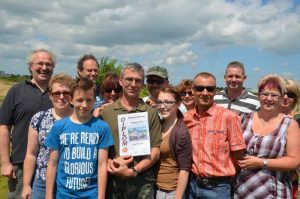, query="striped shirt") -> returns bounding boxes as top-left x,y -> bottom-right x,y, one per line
234,113 -> 292,199
214,89 -> 260,116
184,103 -> 245,177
